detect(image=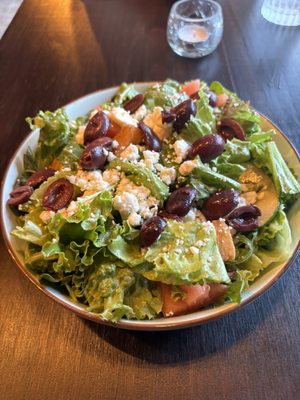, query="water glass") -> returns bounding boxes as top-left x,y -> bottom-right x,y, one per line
261,0 -> 300,26
167,0 -> 223,58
